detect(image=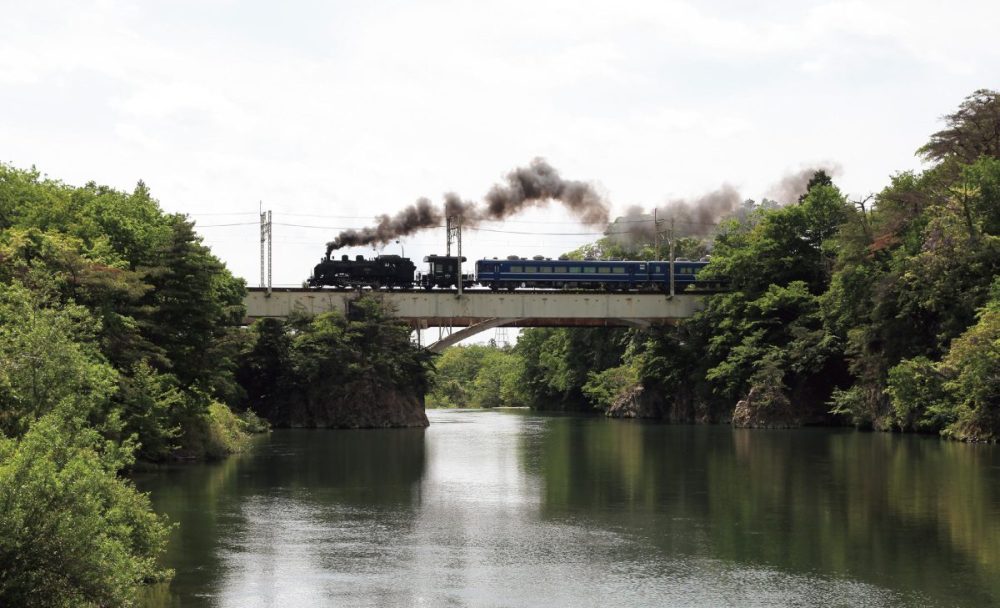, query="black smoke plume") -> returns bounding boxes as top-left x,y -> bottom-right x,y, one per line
767,163 -> 843,204
482,159 -> 609,225
609,185 -> 741,250
325,158 -> 609,257
608,164 -> 844,252
325,197 -> 441,255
